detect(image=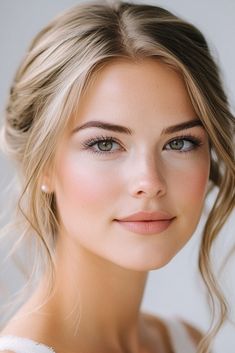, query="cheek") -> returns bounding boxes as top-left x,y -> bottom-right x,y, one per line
165,153 -> 210,248
54,153 -> 120,213
181,167 -> 209,197
169,154 -> 210,211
